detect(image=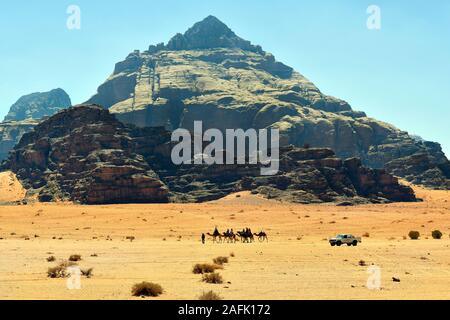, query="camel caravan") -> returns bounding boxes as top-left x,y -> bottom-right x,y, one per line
202,227 -> 268,244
